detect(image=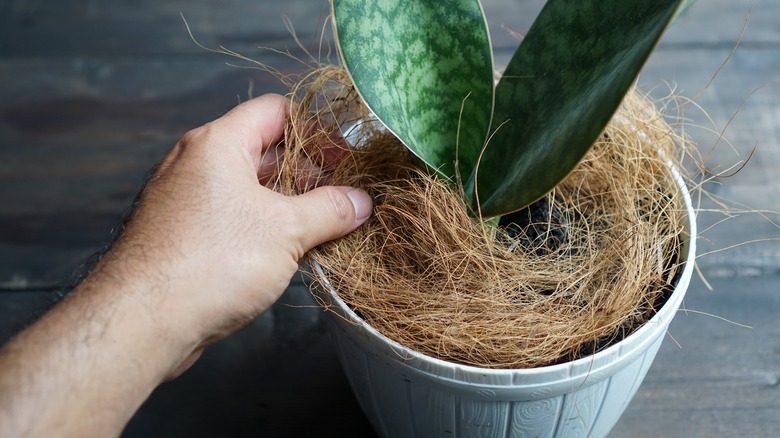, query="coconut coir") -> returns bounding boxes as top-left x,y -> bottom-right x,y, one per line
271,66 -> 688,369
